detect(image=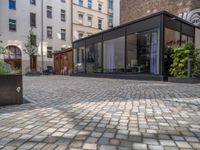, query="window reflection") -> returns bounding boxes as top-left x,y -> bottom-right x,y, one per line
165,28 -> 180,47
86,42 -> 102,73
126,29 -> 159,74
103,37 -> 125,73
73,46 -> 85,73
181,34 -> 193,45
